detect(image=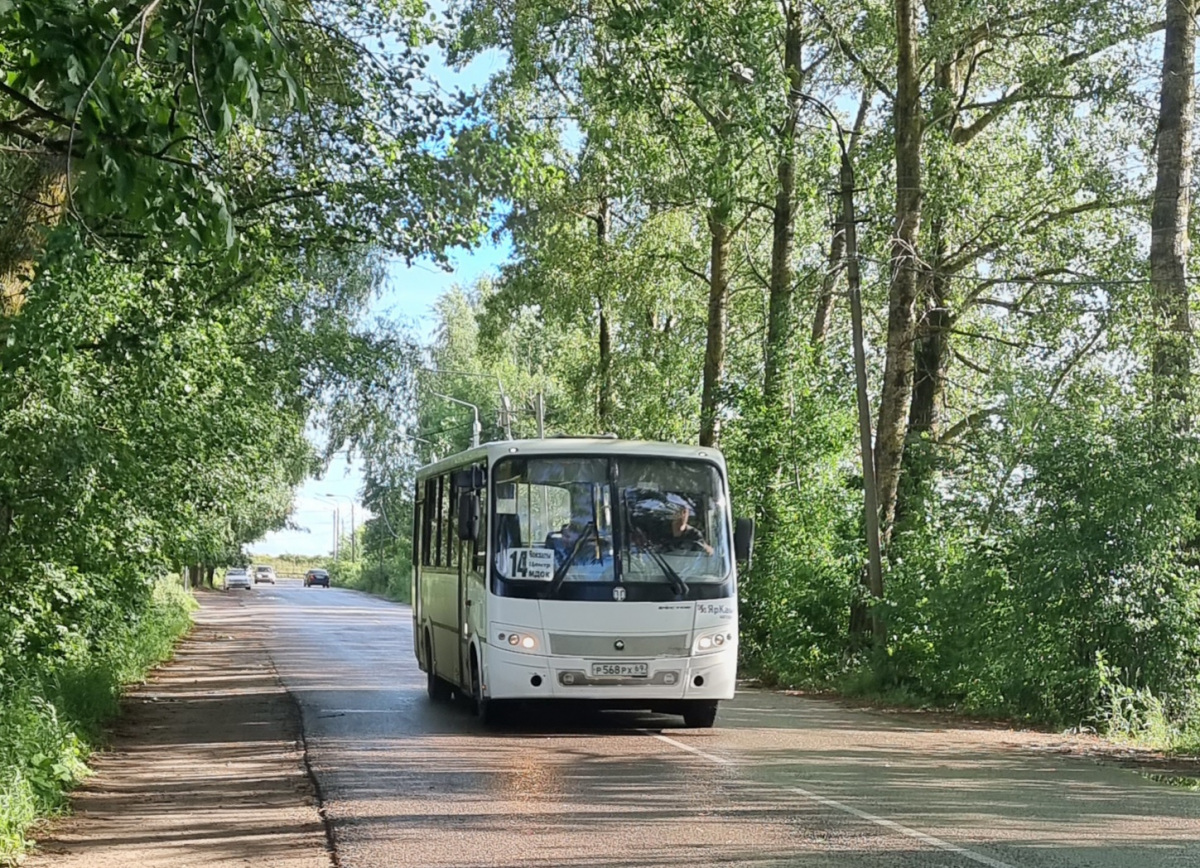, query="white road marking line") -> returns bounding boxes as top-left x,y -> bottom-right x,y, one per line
788,786 -> 1017,868
652,733 -> 734,765
652,733 -> 1017,868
